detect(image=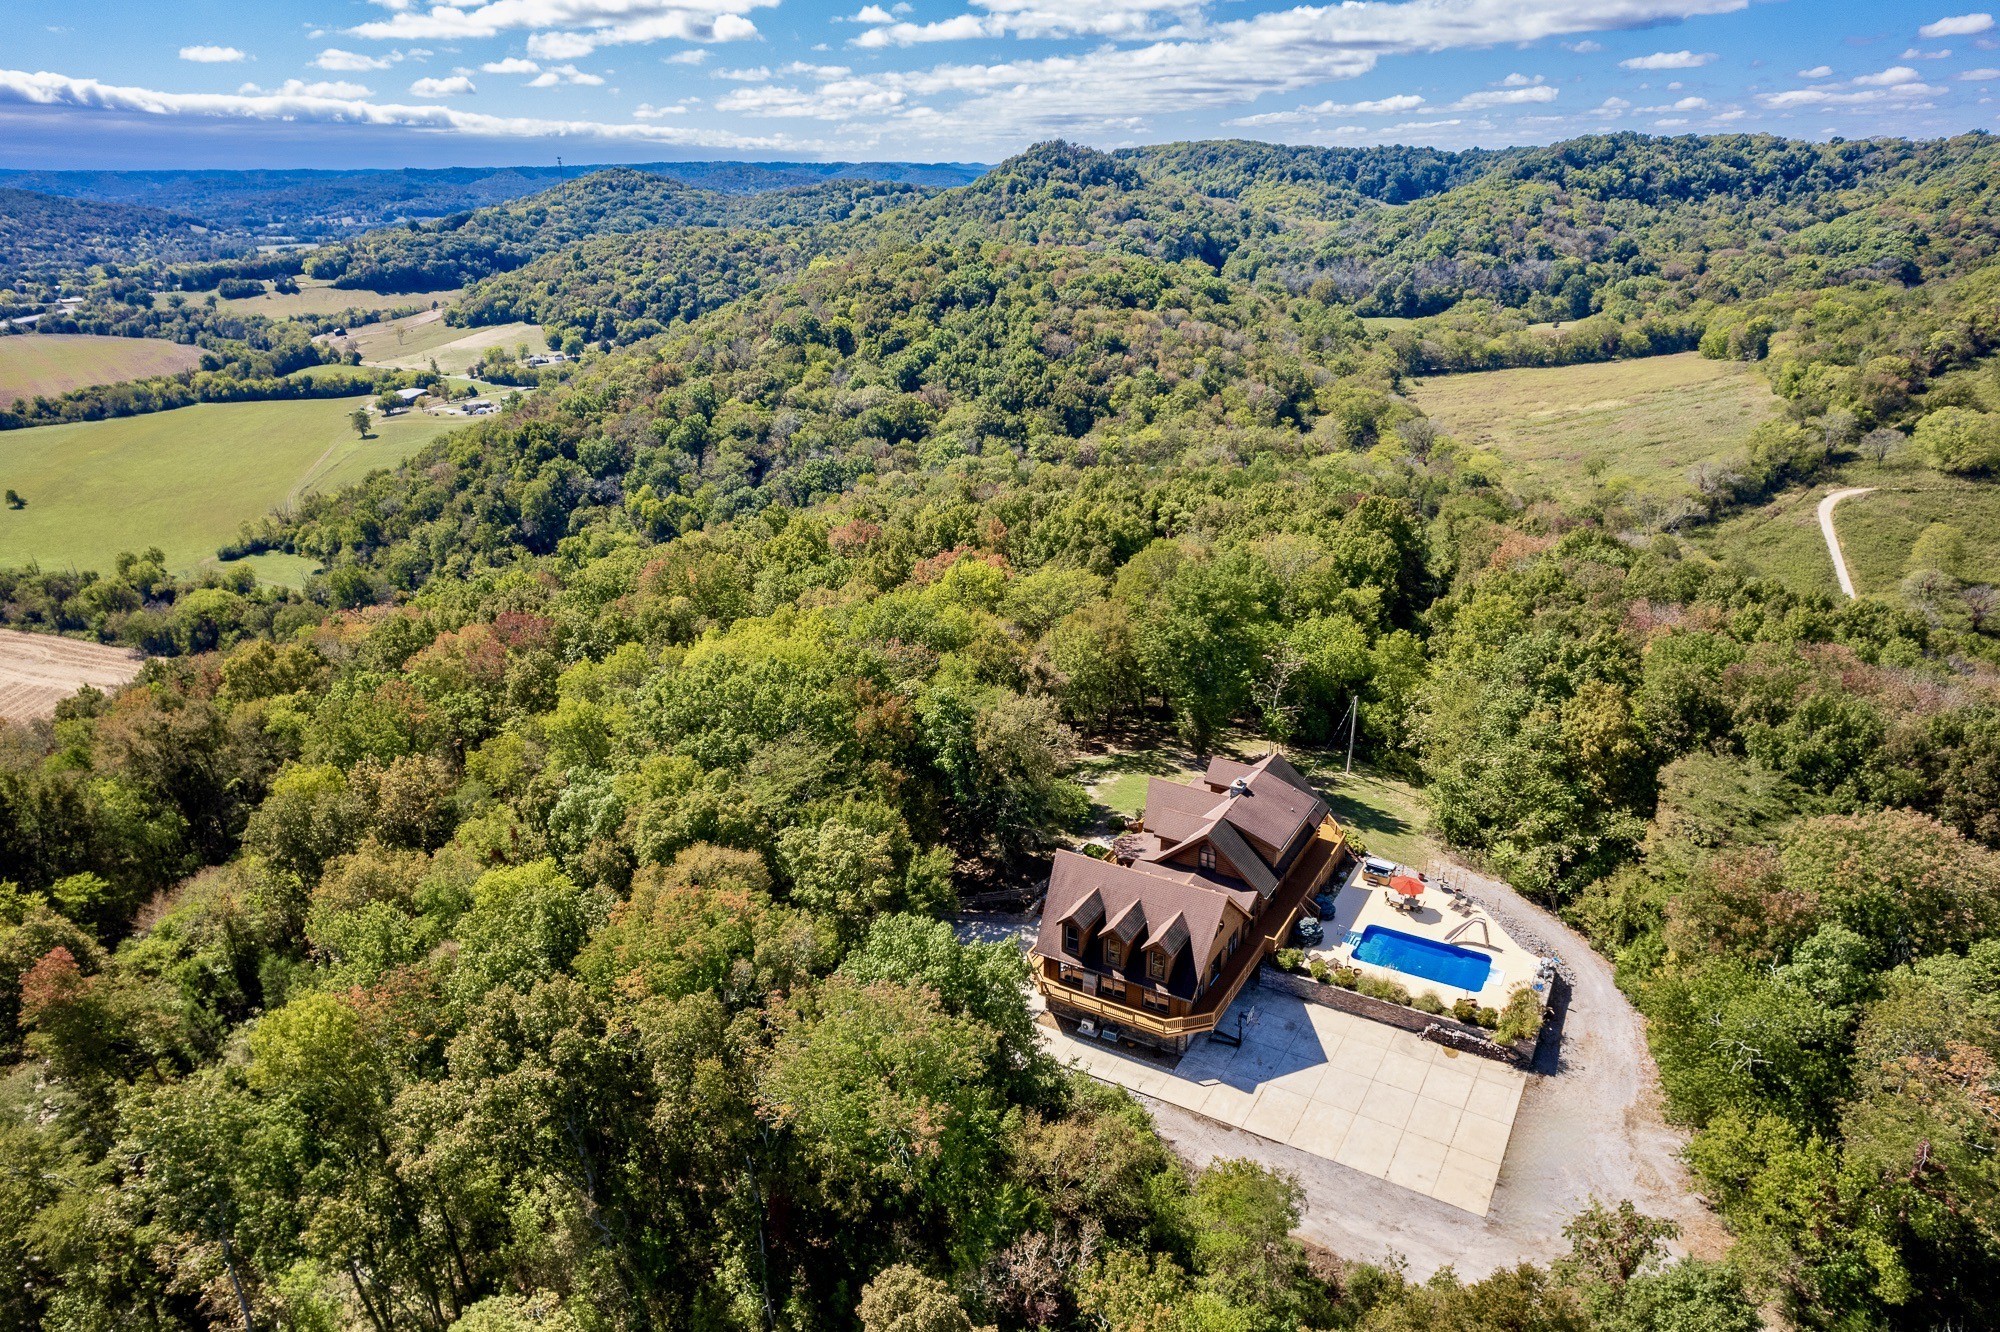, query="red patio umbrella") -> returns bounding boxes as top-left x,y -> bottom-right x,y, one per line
1389,874 -> 1425,898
